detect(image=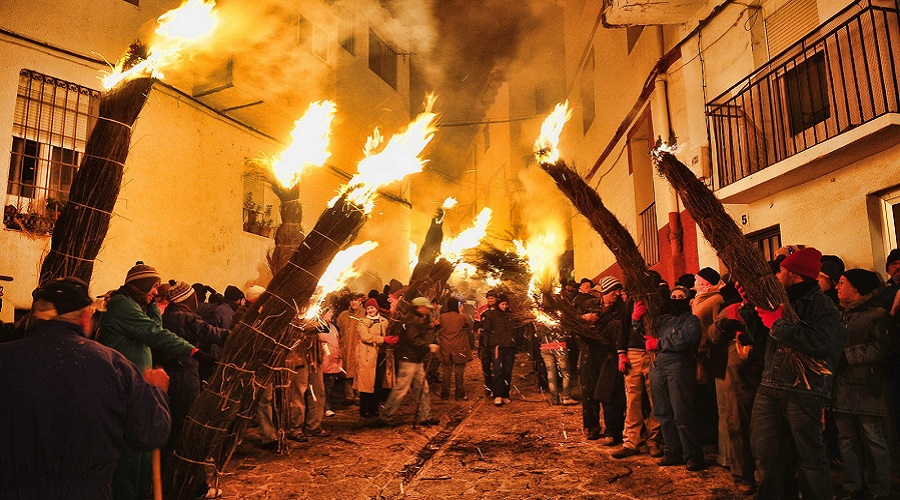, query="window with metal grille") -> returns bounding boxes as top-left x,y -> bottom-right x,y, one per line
5,69 -> 99,231
746,225 -> 782,262
369,30 -> 397,89
640,202 -> 660,266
